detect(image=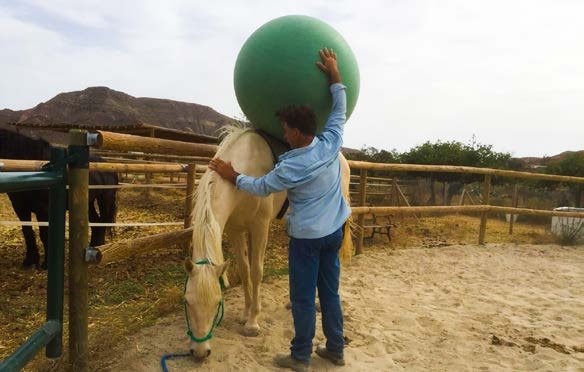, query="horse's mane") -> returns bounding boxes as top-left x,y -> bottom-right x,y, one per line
191,123 -> 253,265
214,123 -> 253,159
